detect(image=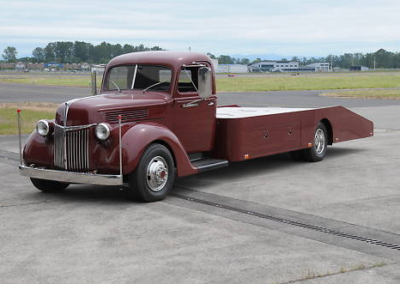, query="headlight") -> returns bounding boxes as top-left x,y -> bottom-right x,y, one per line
36,120 -> 49,136
95,123 -> 111,140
